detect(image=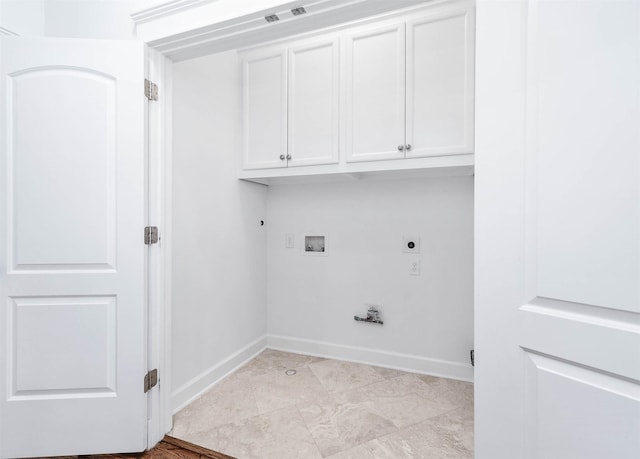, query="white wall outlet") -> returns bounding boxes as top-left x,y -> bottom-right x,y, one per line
402,236 -> 420,253
285,233 -> 295,248
409,260 -> 421,276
